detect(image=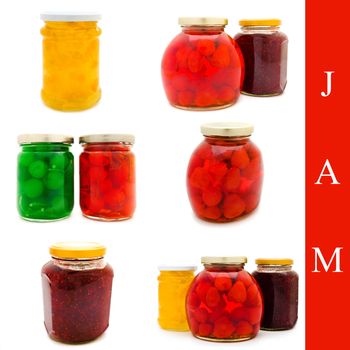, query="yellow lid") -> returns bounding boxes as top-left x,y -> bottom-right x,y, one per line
239,19 -> 281,27
50,242 -> 106,259
255,258 -> 293,265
